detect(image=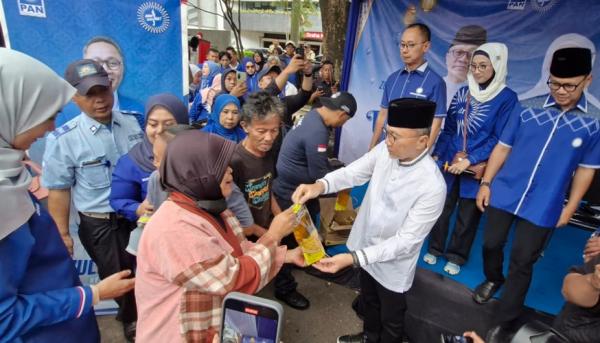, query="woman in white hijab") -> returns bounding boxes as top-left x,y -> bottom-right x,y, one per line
0,48 -> 133,342
424,43 -> 519,276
